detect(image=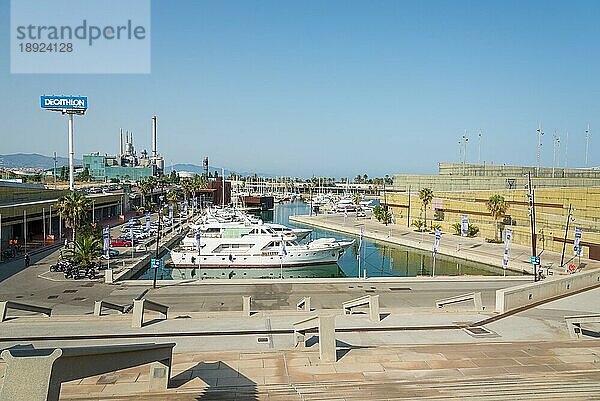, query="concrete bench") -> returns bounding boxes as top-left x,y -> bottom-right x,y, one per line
132,299 -> 168,328
0,301 -> 52,322
293,315 -> 336,362
243,295 -> 251,317
93,300 -> 127,316
0,342 -> 175,401
297,297 -> 311,312
565,314 -> 600,339
342,295 -> 380,322
436,292 -> 483,311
